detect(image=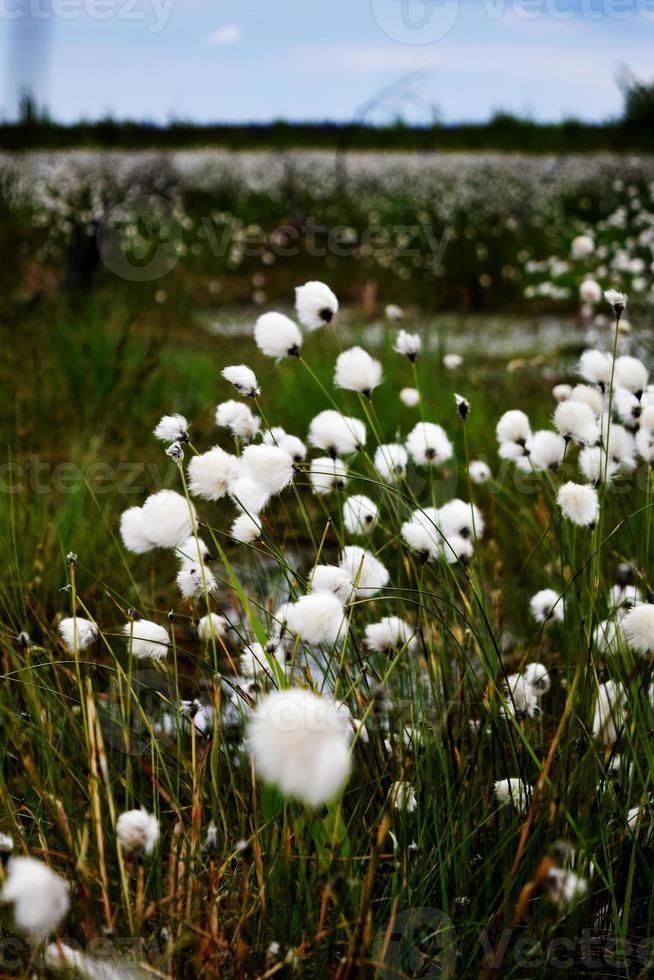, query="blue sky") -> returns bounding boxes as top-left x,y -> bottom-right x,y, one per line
2,0 -> 653,123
